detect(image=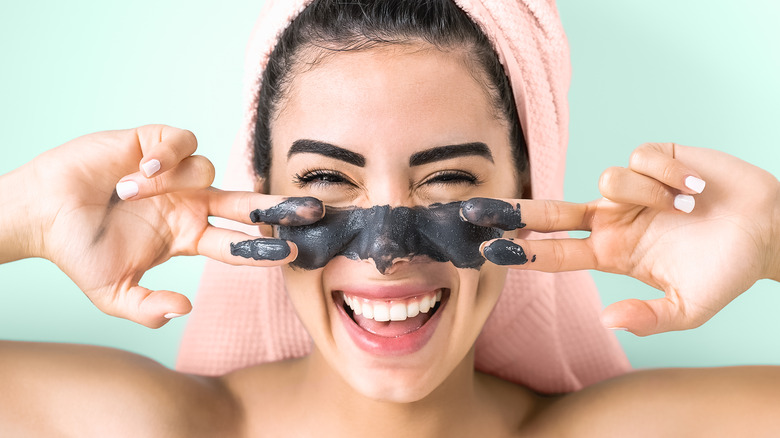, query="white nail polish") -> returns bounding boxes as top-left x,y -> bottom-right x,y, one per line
684,176 -> 706,194
142,159 -> 161,178
164,313 -> 185,319
674,194 -> 695,213
116,180 -> 139,200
